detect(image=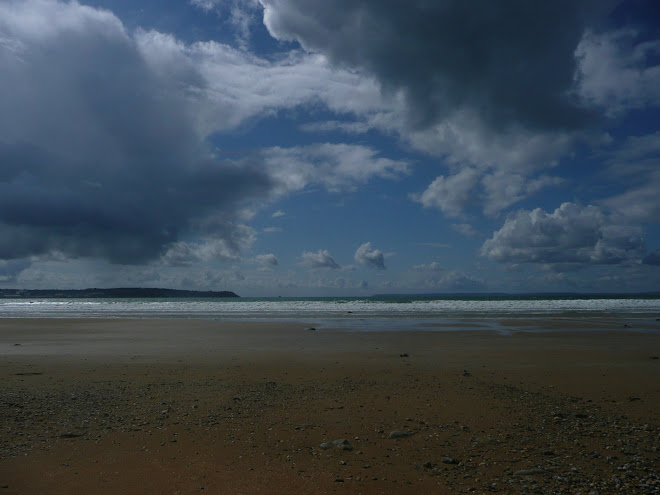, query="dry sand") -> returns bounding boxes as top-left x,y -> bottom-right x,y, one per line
1,318 -> 659,494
